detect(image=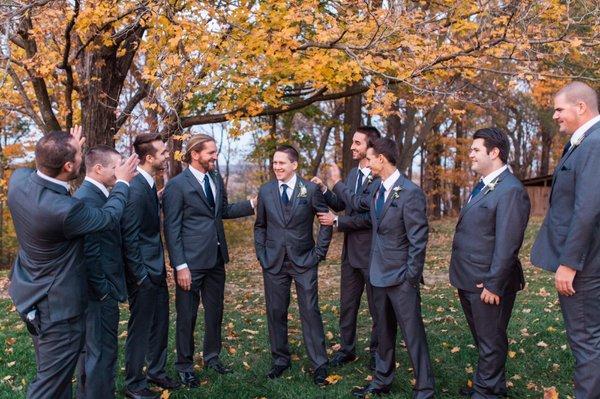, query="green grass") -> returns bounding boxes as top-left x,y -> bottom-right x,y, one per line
0,218 -> 573,398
